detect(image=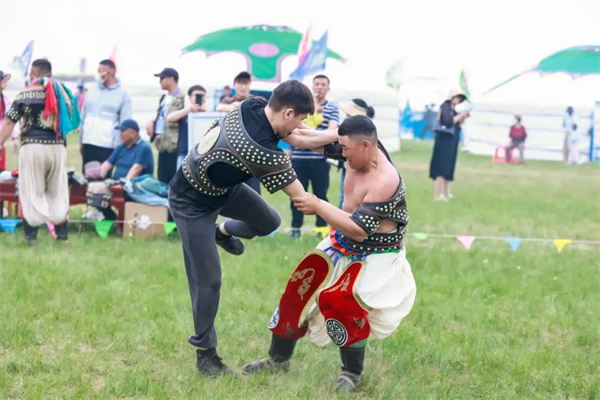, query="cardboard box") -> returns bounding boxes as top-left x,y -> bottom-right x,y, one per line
123,202 -> 169,238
